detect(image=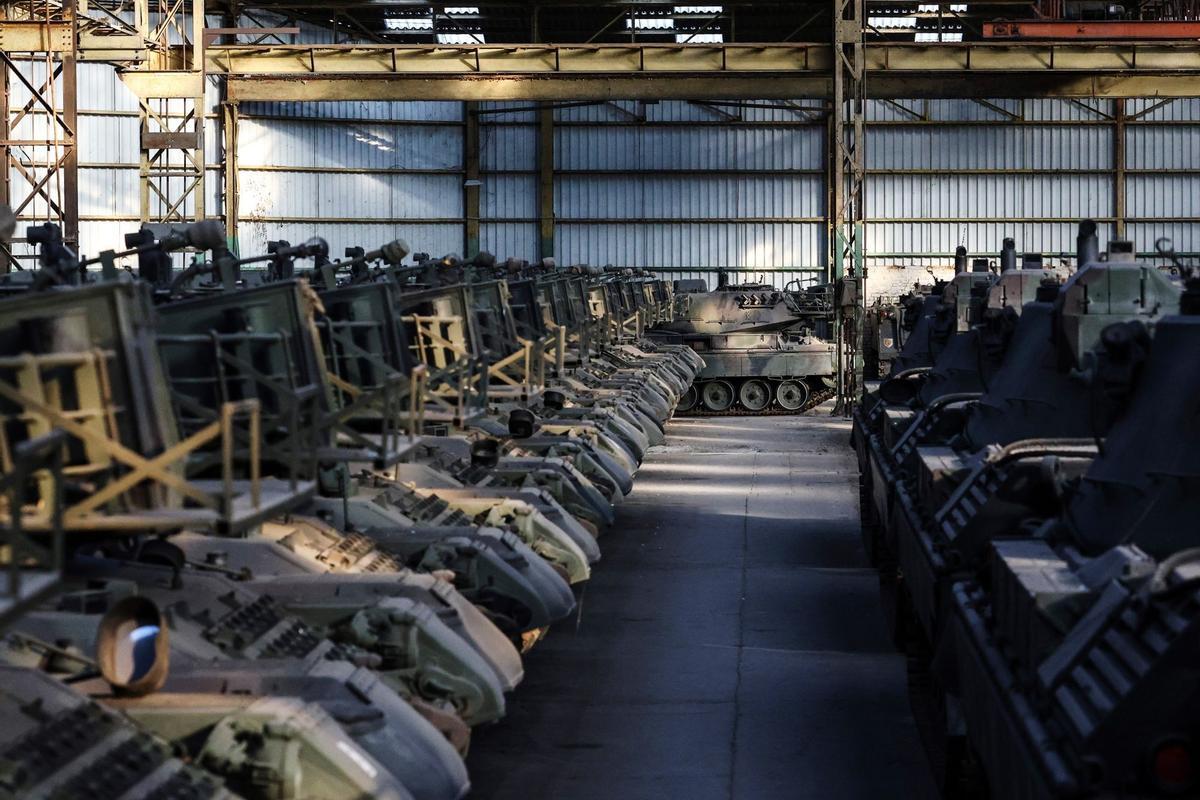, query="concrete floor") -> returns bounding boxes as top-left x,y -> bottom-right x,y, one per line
466,409 -> 936,800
